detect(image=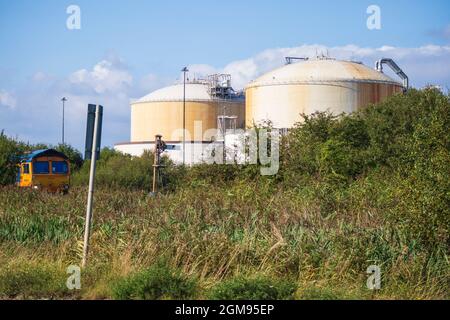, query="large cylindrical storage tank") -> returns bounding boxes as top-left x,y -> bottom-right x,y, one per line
245,59 -> 404,128
115,81 -> 245,163
131,82 -> 244,141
